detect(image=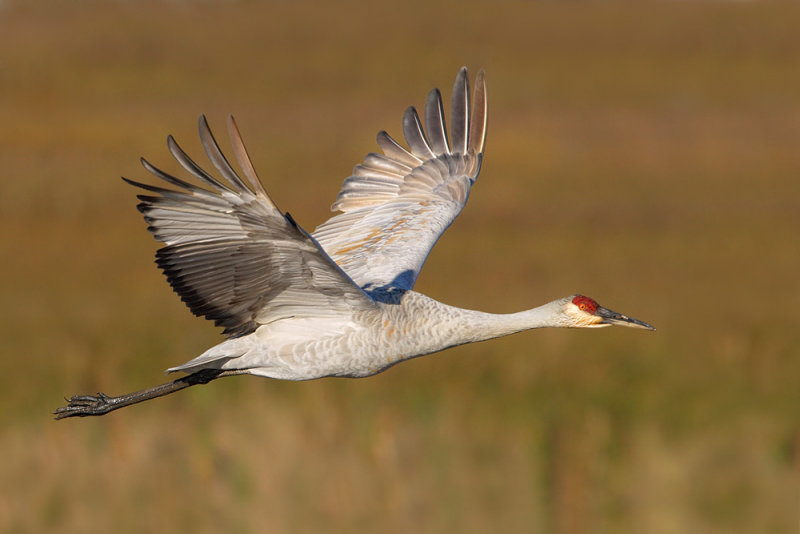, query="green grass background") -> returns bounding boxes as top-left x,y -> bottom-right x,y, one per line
1,1 -> 798,532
